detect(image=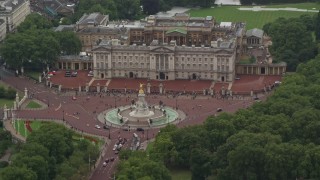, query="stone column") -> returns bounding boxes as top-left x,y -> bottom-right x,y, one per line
85,83 -> 89,92
58,85 -> 62,92
210,88 -> 213,96
203,89 -> 206,95
24,88 -> 28,97
97,83 -> 100,93
250,90 -> 254,97
221,86 -> 225,96
147,83 -> 151,94
14,101 -> 17,110
46,80 -> 49,86
49,82 -> 52,88
229,90 -> 232,96
3,104 -> 7,120
15,93 -> 19,106
39,75 -> 42,83
159,83 -> 163,94
104,85 -> 108,93
79,85 -> 81,92
21,67 -> 24,76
